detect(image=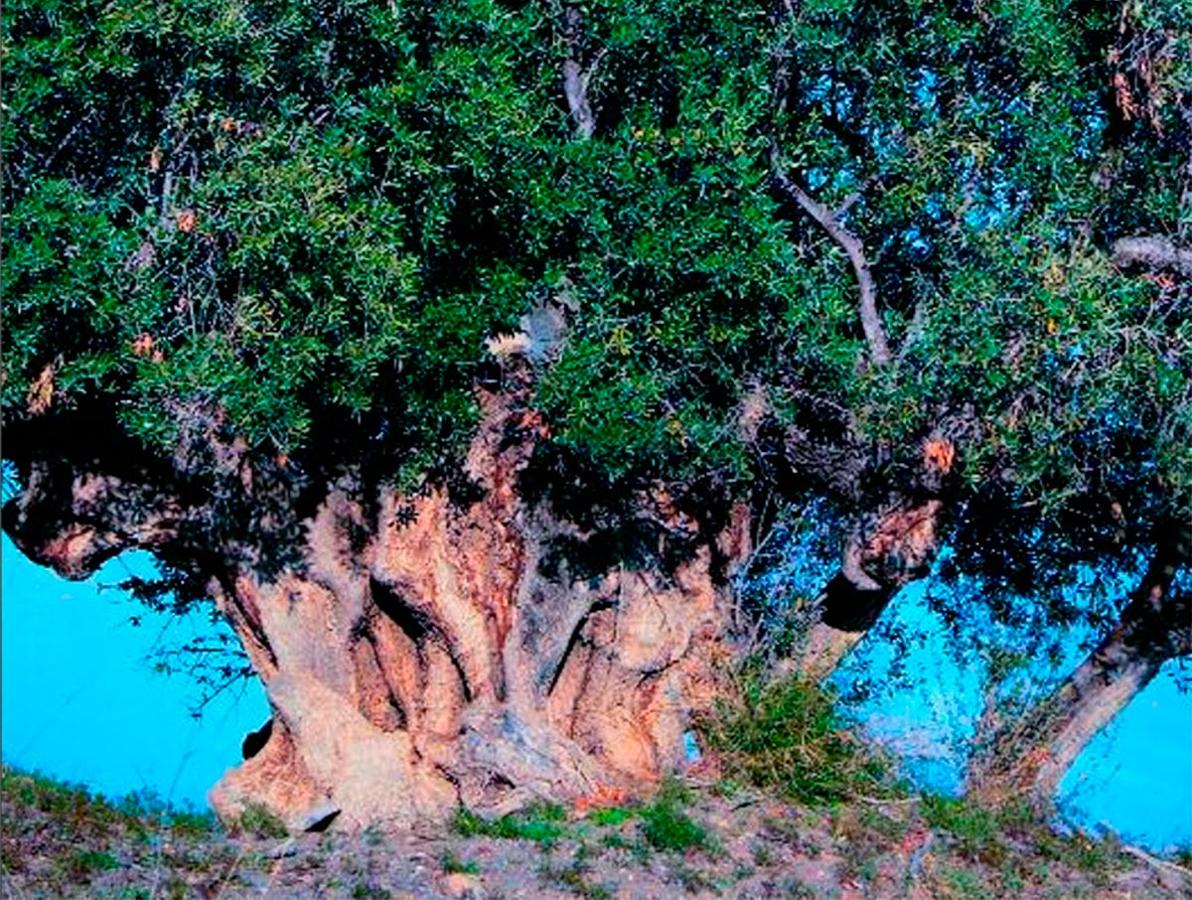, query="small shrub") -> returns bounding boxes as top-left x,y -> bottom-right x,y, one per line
700,675 -> 896,804
1,839 -> 25,874
638,780 -> 709,853
169,808 -> 218,838
1033,826 -> 1124,883
599,832 -> 634,852
539,847 -> 612,900
362,824 -> 385,847
859,807 -> 907,841
776,878 -> 816,899
672,861 -> 719,893
934,865 -> 993,900
63,848 -> 120,879
752,842 -> 774,866
452,802 -> 568,847
921,795 -> 1002,861
236,802 -> 289,839
440,849 -> 480,875
832,807 -> 888,883
589,806 -> 633,827
350,883 -> 392,900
